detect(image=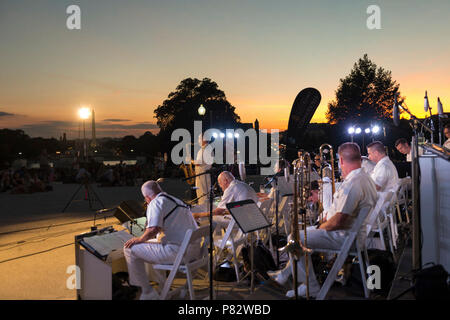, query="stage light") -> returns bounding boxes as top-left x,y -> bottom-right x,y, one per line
348,127 -> 355,134
212,132 -> 218,138
365,128 -> 371,134
227,132 -> 233,139
219,132 -> 225,138
355,127 -> 362,134
234,133 -> 239,138
372,125 -> 380,134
